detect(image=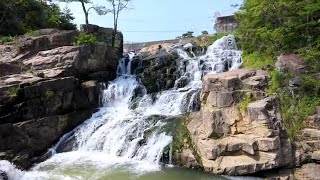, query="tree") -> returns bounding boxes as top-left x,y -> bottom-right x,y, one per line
181,31 -> 194,38
105,0 -> 131,47
0,0 -> 76,36
201,31 -> 209,35
235,0 -> 320,55
59,0 -> 107,24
